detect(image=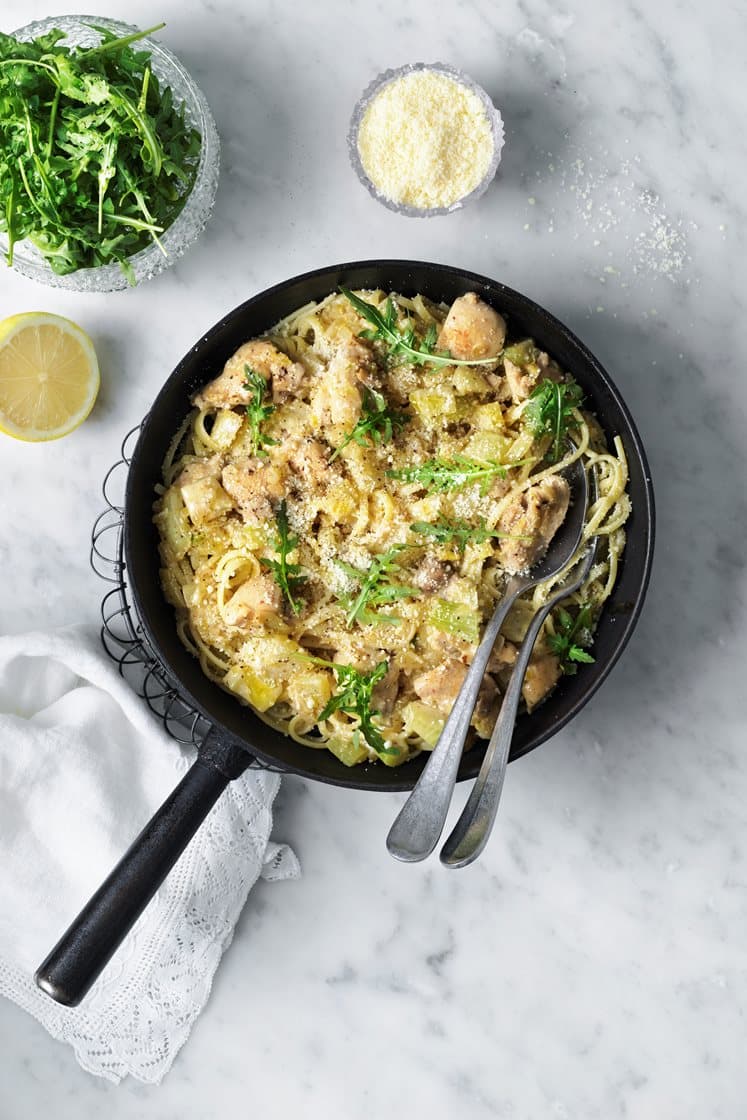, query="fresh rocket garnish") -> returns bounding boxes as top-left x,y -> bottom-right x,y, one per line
410,517 -> 530,553
260,500 -> 306,615
340,287 -> 497,369
317,659 -> 396,757
523,377 -> 584,464
388,454 -> 528,496
547,603 -> 596,674
336,545 -> 418,628
331,385 -> 408,460
243,365 -> 277,456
